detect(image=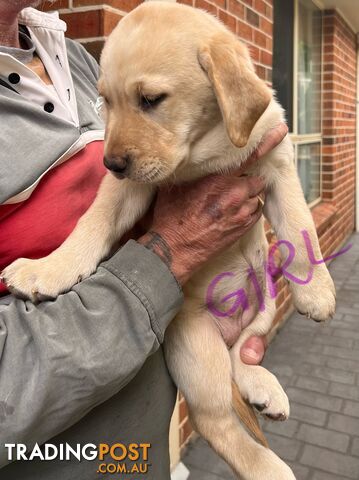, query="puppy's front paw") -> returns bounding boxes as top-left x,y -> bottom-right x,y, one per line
291,269 -> 336,323
1,256 -> 91,302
